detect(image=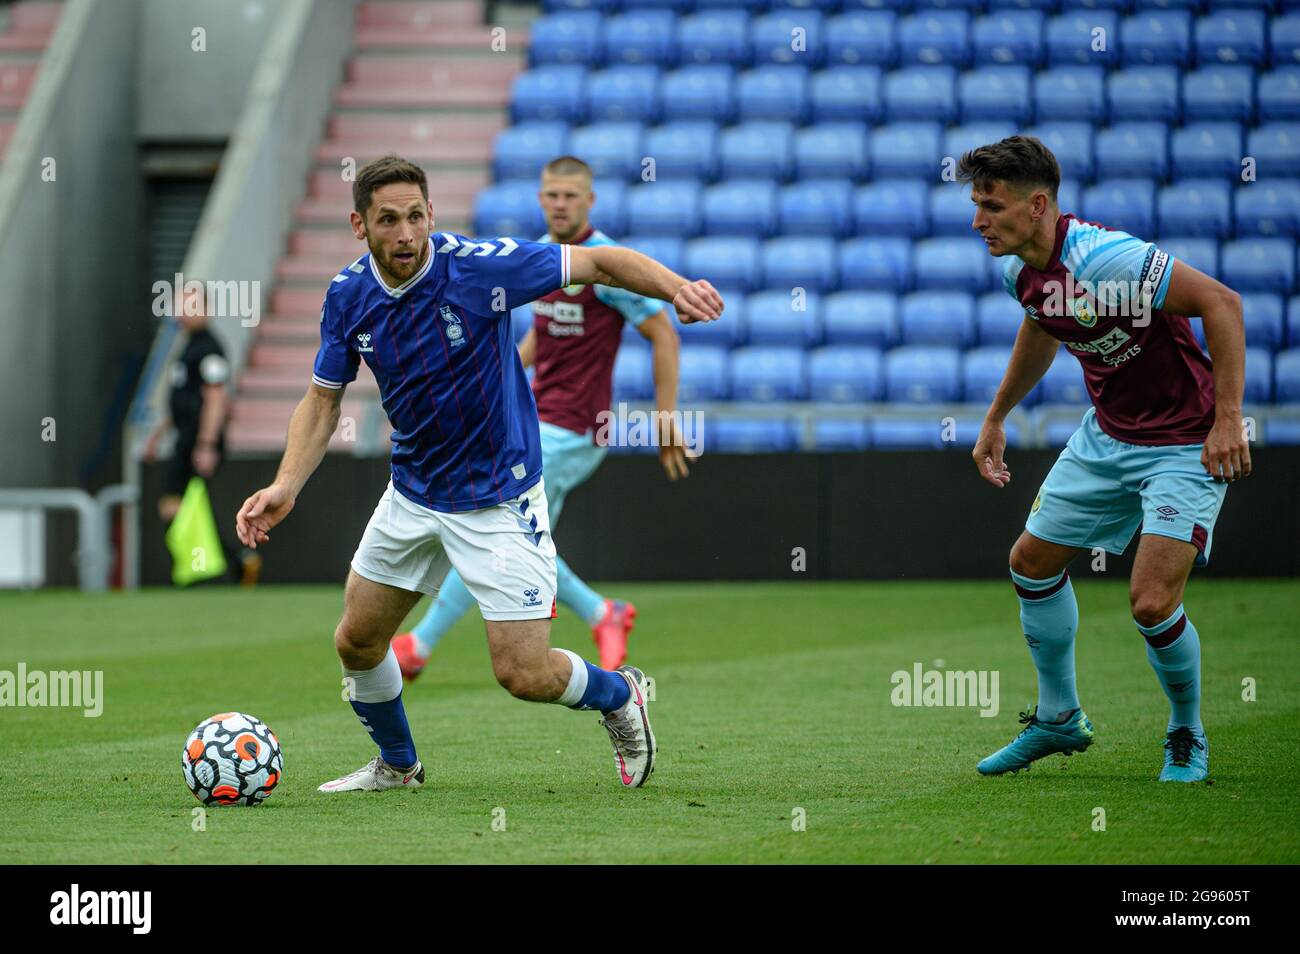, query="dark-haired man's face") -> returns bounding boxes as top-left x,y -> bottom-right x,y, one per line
969,179 -> 1048,257
350,182 -> 433,287
538,173 -> 593,244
